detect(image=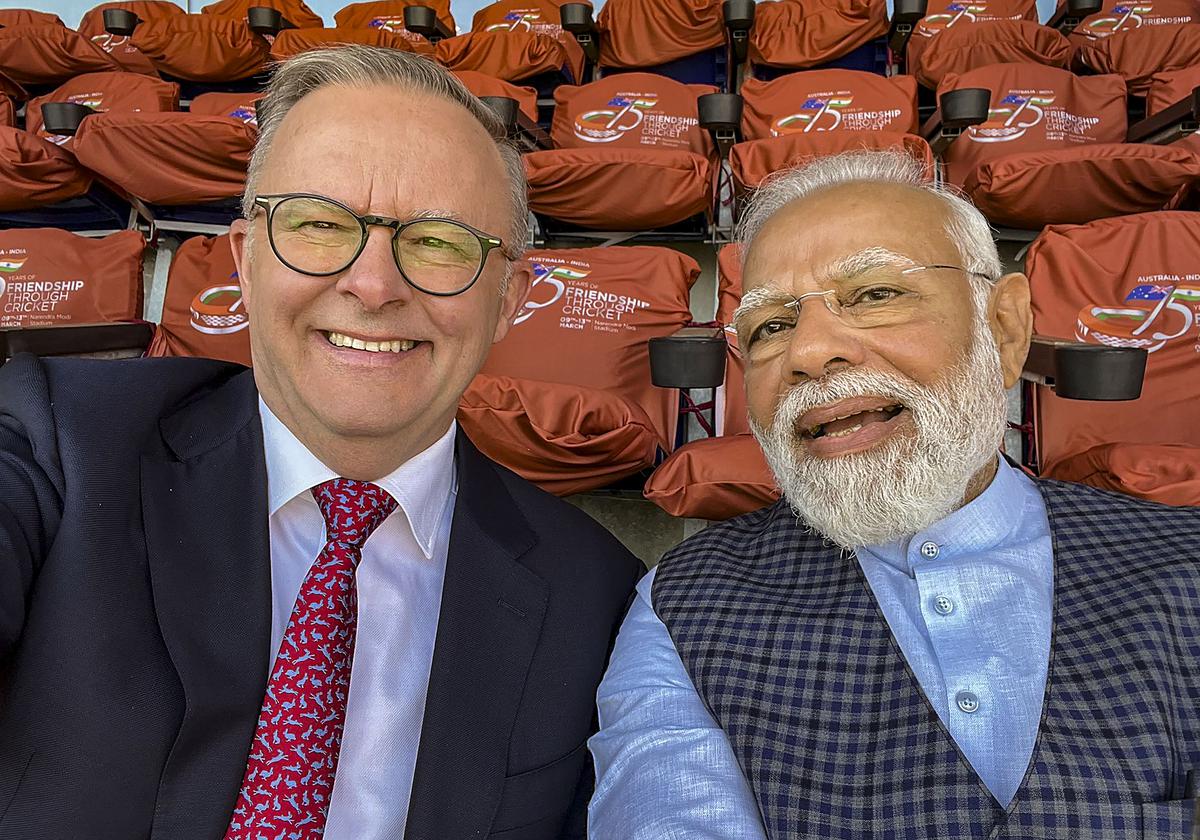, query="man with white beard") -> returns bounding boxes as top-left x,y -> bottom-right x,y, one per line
587,150 -> 1200,839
